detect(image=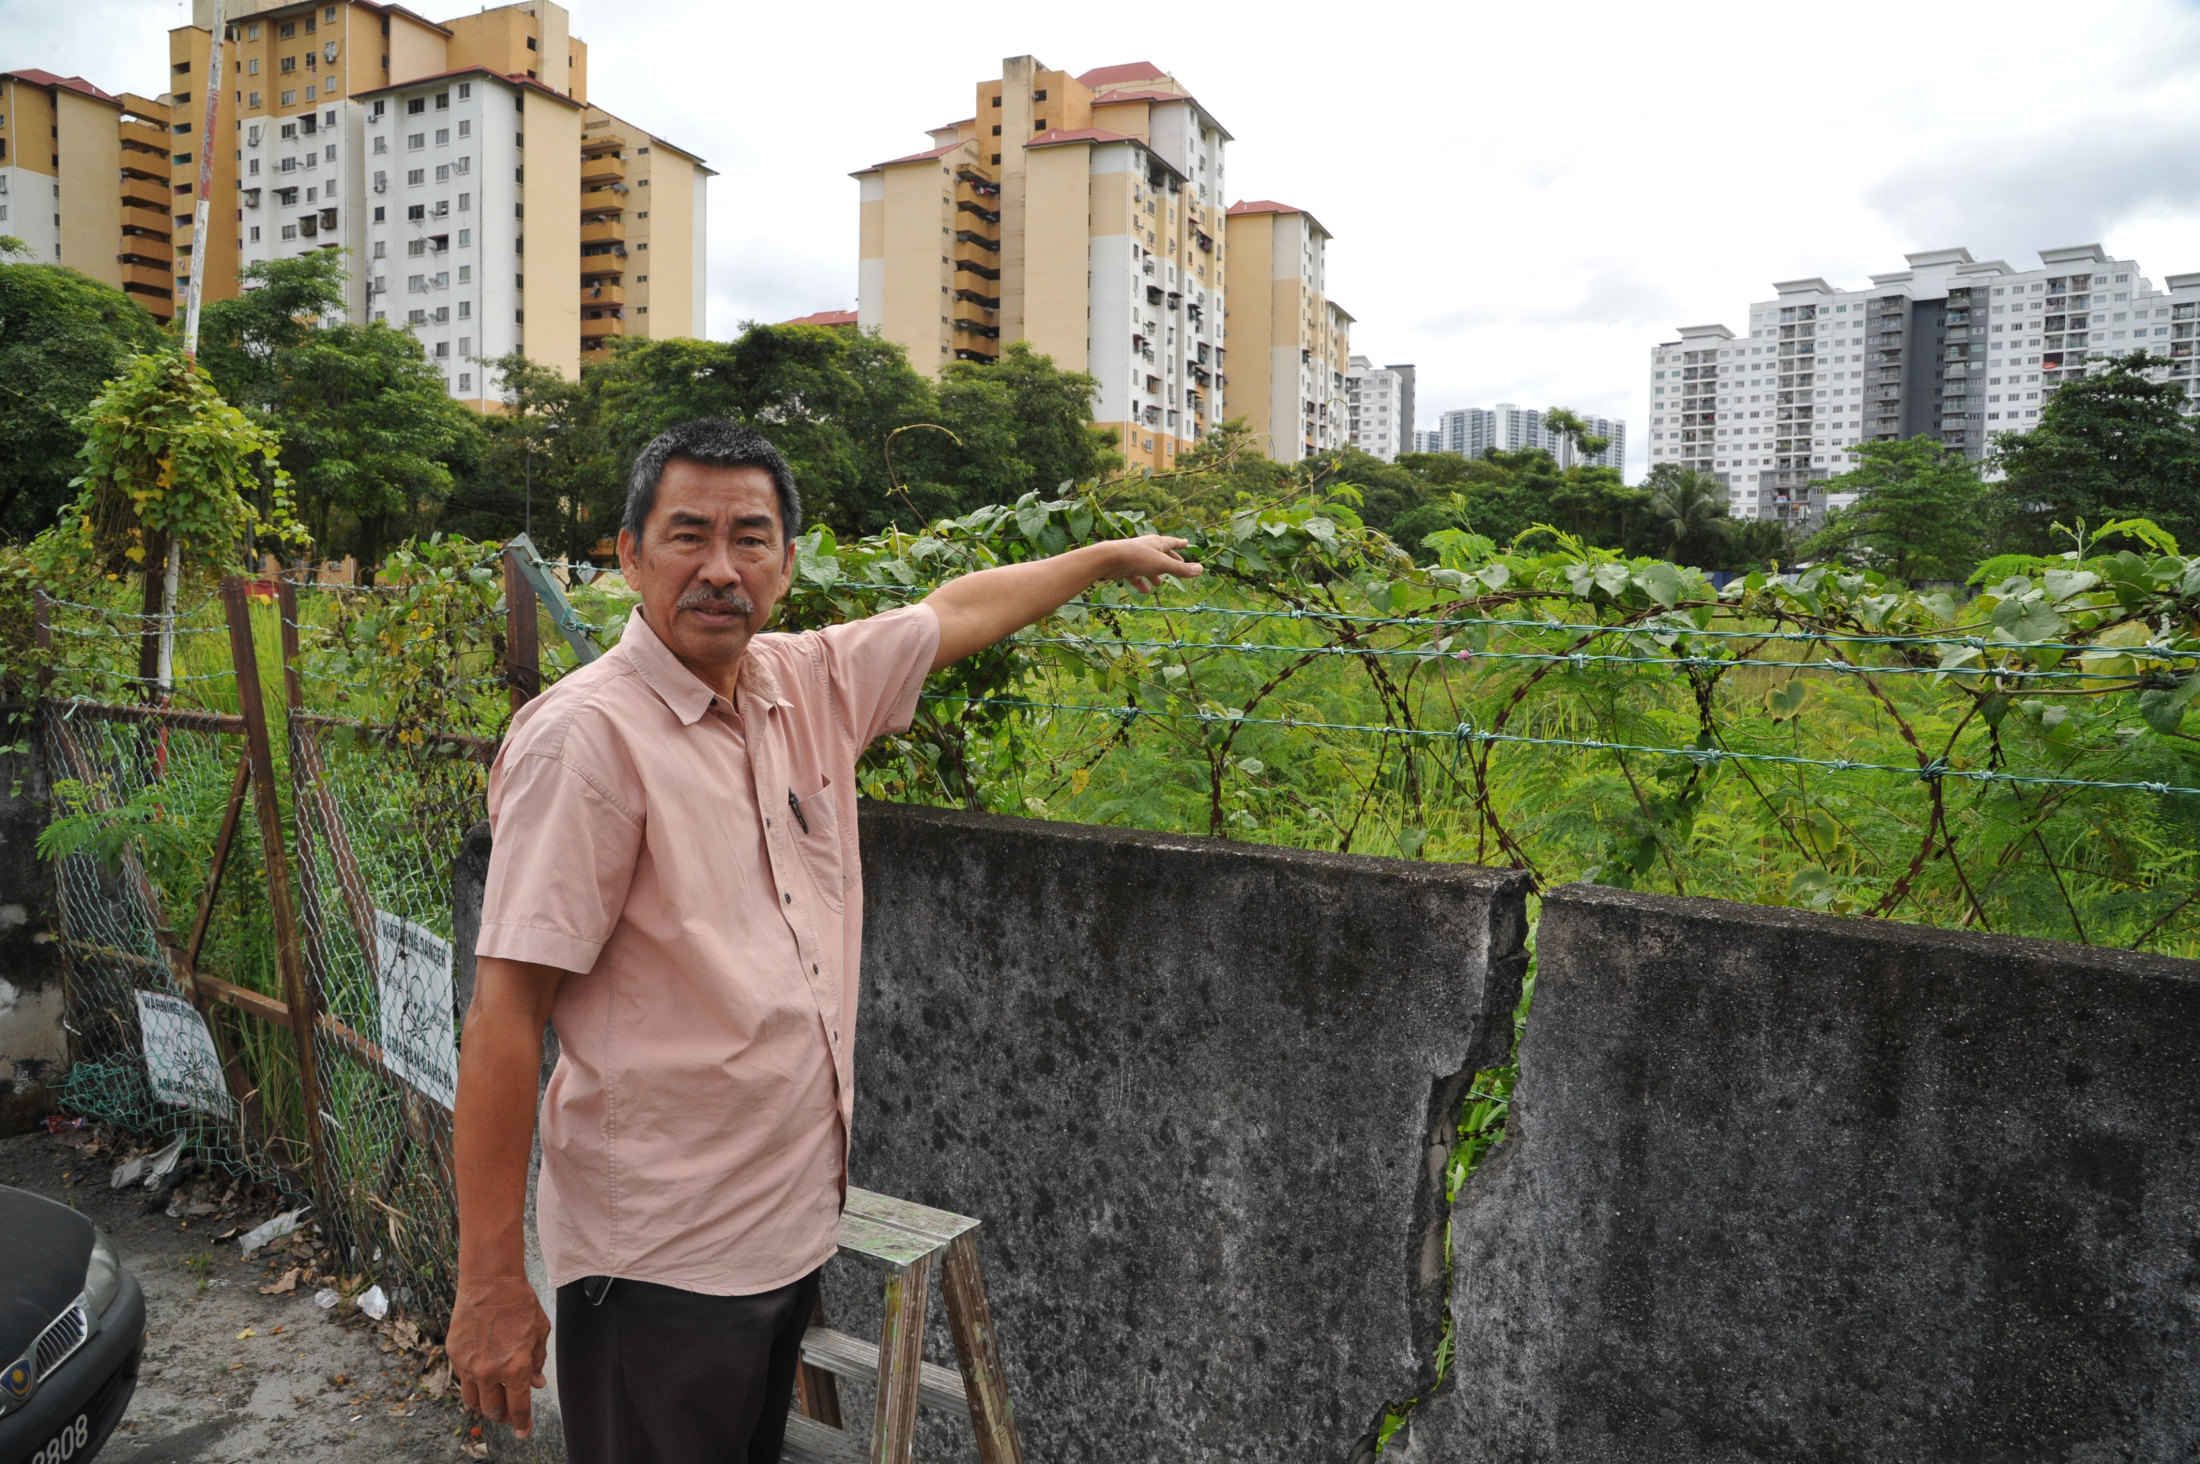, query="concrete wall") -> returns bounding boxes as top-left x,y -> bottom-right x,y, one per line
0,721 -> 60,1135
1399,882 -> 2200,1462
835,802 -> 1531,1463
